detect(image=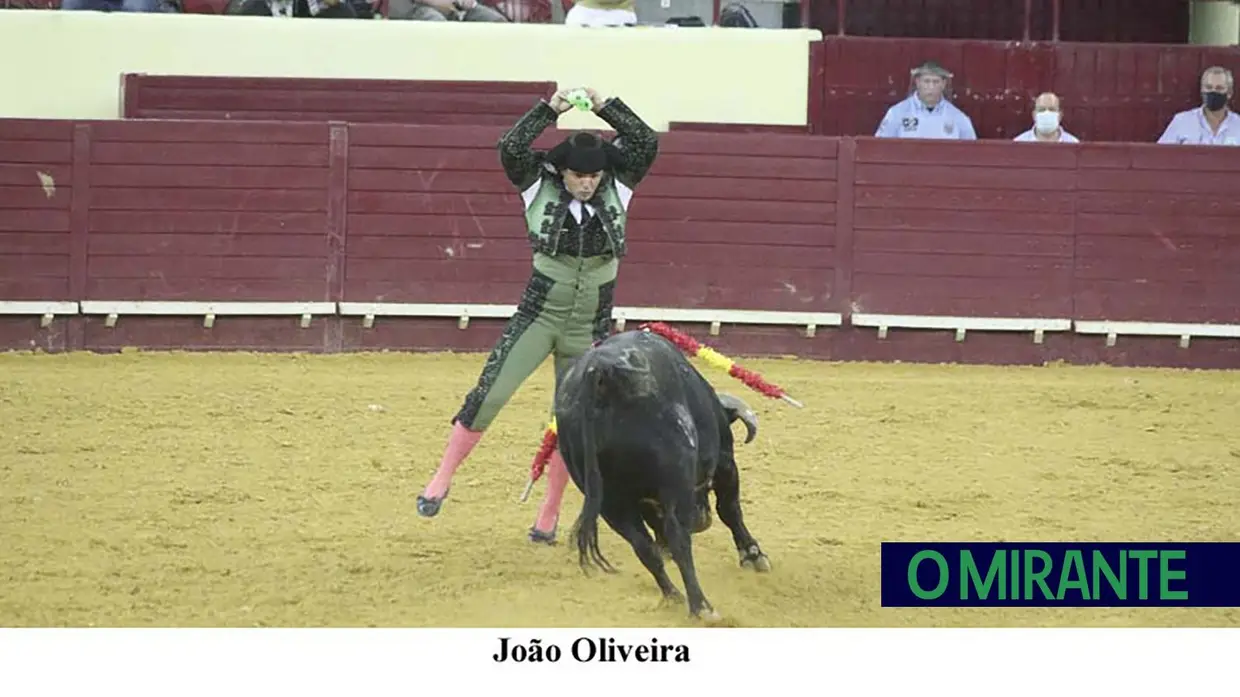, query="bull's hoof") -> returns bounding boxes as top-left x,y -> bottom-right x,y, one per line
739,545 -> 772,572
692,607 -> 723,624
416,489 -> 448,518
658,590 -> 685,609
528,527 -> 557,545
